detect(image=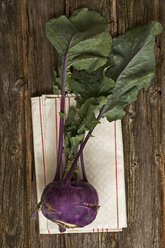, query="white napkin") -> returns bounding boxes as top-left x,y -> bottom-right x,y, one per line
31,95 -> 127,234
